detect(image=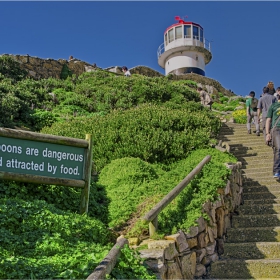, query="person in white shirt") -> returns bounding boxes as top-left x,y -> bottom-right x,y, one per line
122,66 -> 131,77
274,87 -> 280,98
